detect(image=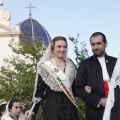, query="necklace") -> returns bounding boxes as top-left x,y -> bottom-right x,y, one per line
57,63 -> 66,72
54,58 -> 66,72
